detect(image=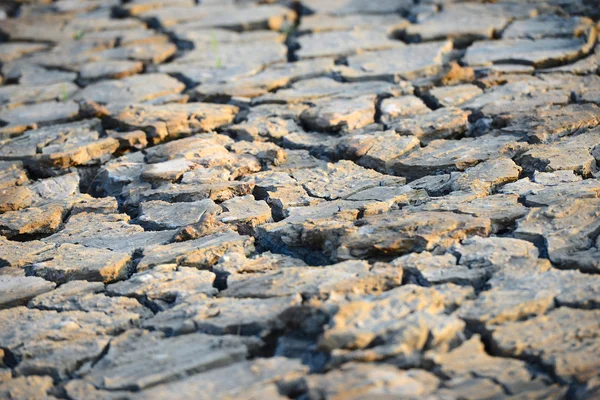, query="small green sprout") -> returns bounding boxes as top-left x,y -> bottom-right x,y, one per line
210,30 -> 222,69
281,21 -> 296,37
73,30 -> 85,41
60,84 -> 68,102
